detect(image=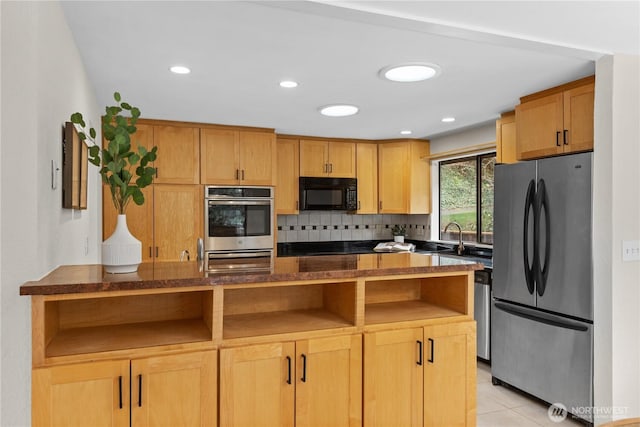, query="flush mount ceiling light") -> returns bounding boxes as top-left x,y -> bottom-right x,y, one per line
441,117 -> 456,123
379,63 -> 441,83
400,130 -> 412,135
319,104 -> 359,117
169,65 -> 191,74
279,80 -> 298,88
